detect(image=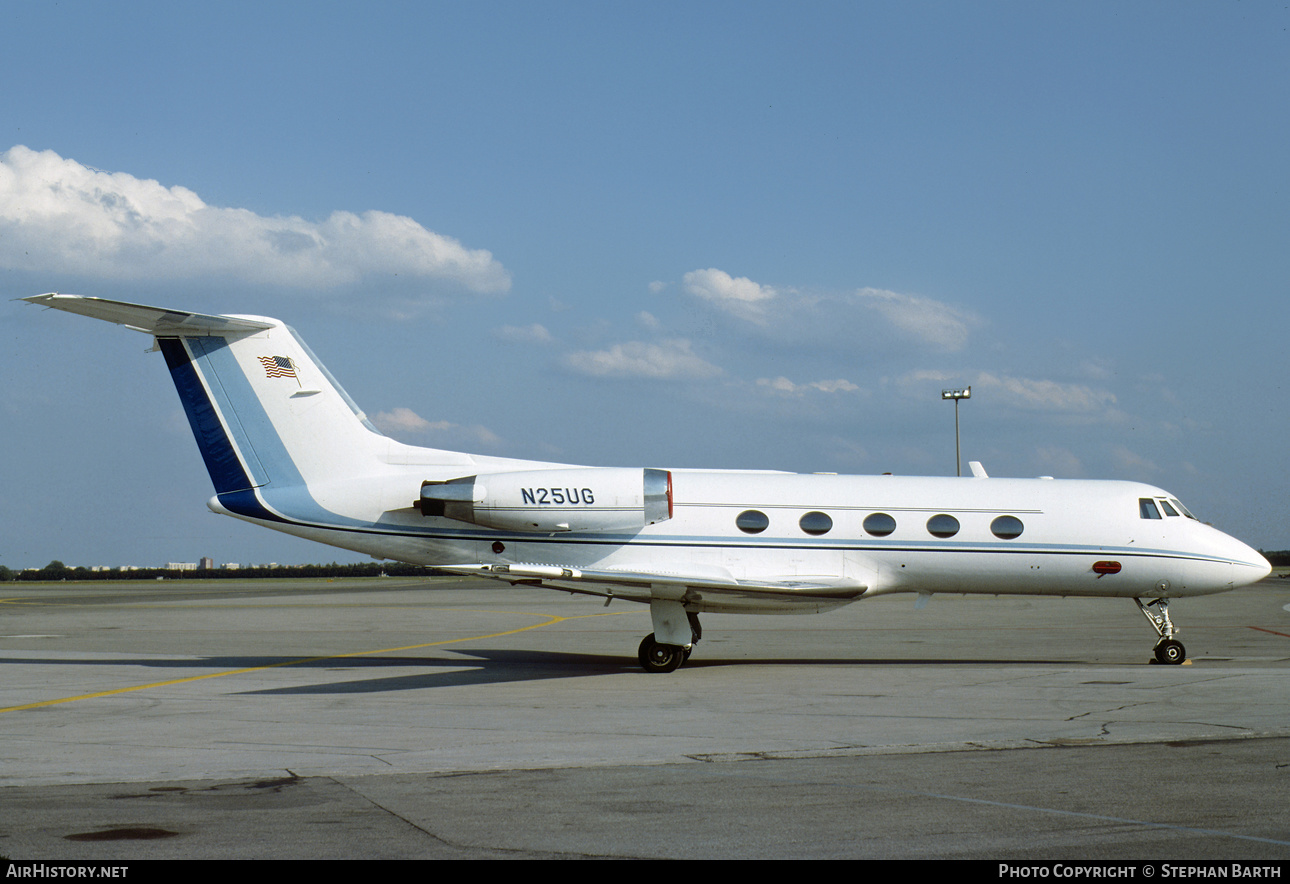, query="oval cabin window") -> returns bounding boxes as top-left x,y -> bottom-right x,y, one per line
799,511 -> 833,536
863,512 -> 897,537
927,514 -> 960,539
990,515 -> 1024,539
